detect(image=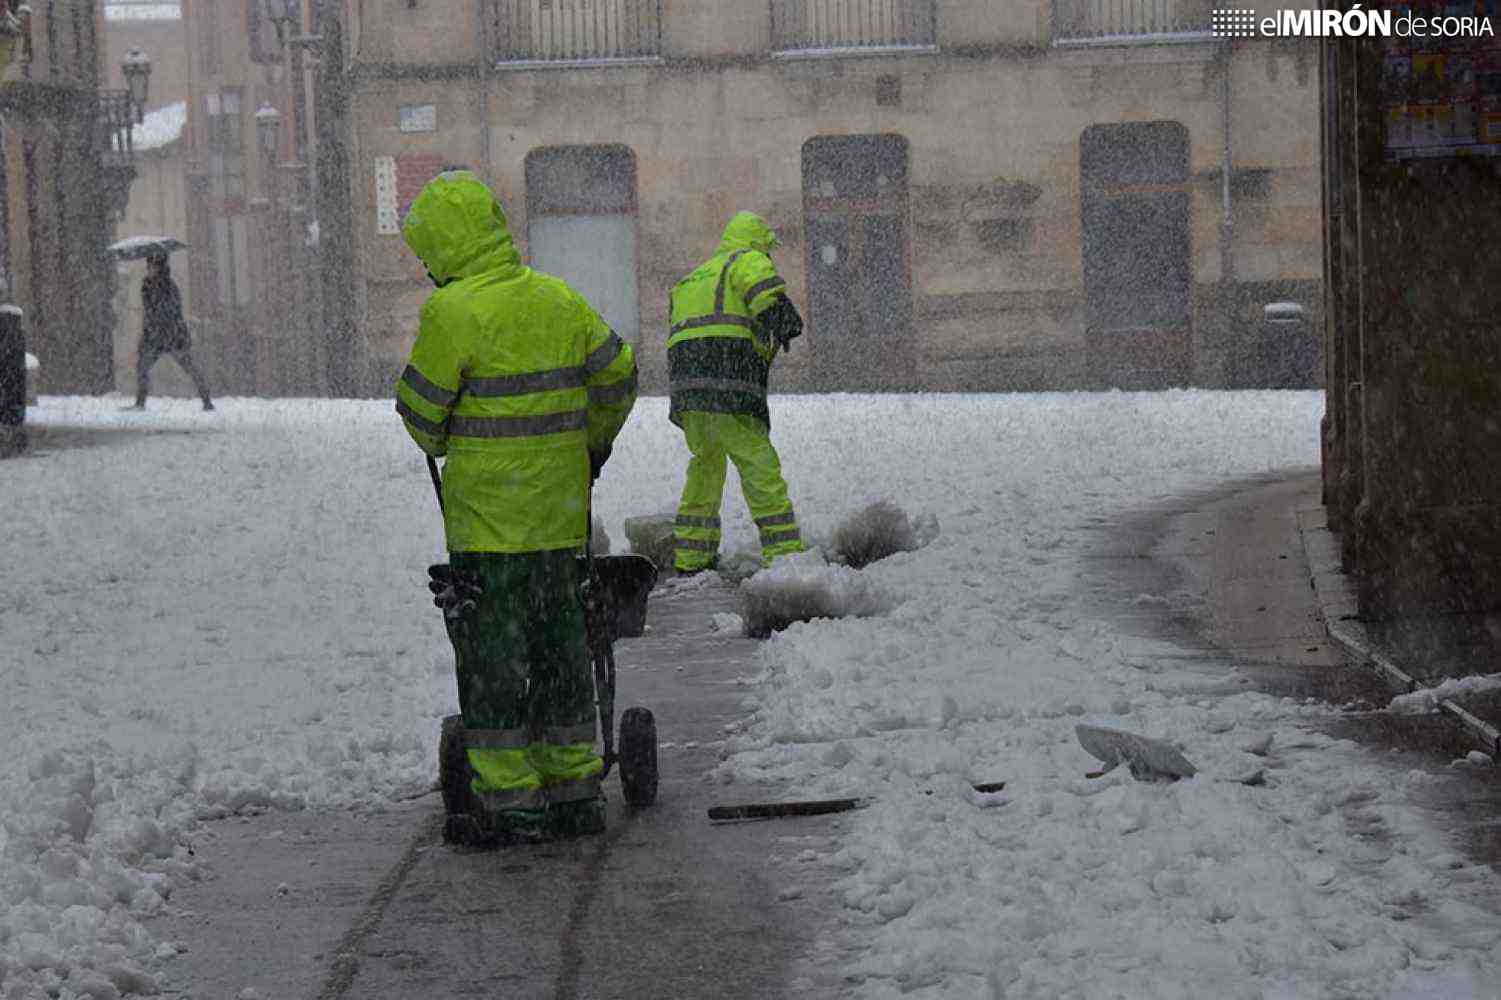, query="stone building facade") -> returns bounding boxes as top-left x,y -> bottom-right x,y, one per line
335,0 -> 1324,397
1,0 -> 129,394
1321,29 -> 1501,618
